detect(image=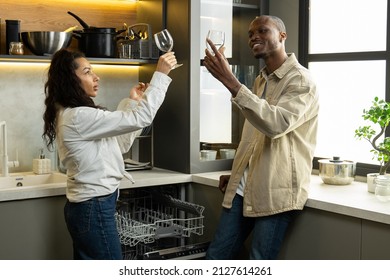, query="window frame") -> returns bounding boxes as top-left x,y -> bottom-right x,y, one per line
299,0 -> 390,176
